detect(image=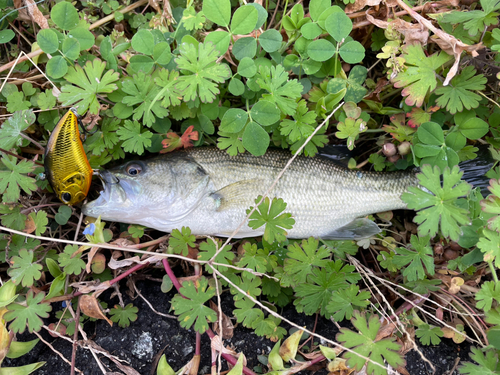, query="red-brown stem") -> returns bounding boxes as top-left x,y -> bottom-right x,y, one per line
161,259 -> 257,375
